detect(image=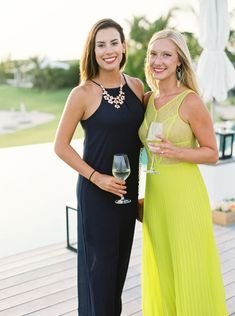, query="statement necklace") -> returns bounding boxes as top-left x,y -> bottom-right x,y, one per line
100,81 -> 125,109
